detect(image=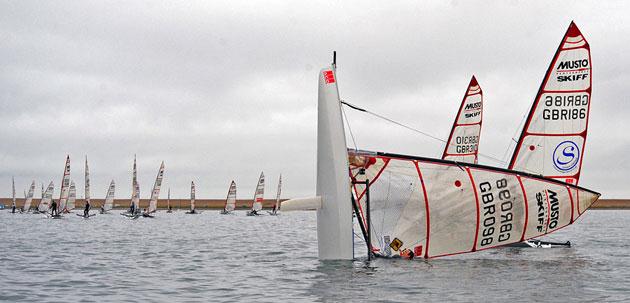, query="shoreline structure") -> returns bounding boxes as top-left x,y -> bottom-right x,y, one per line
1,198 -> 629,210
